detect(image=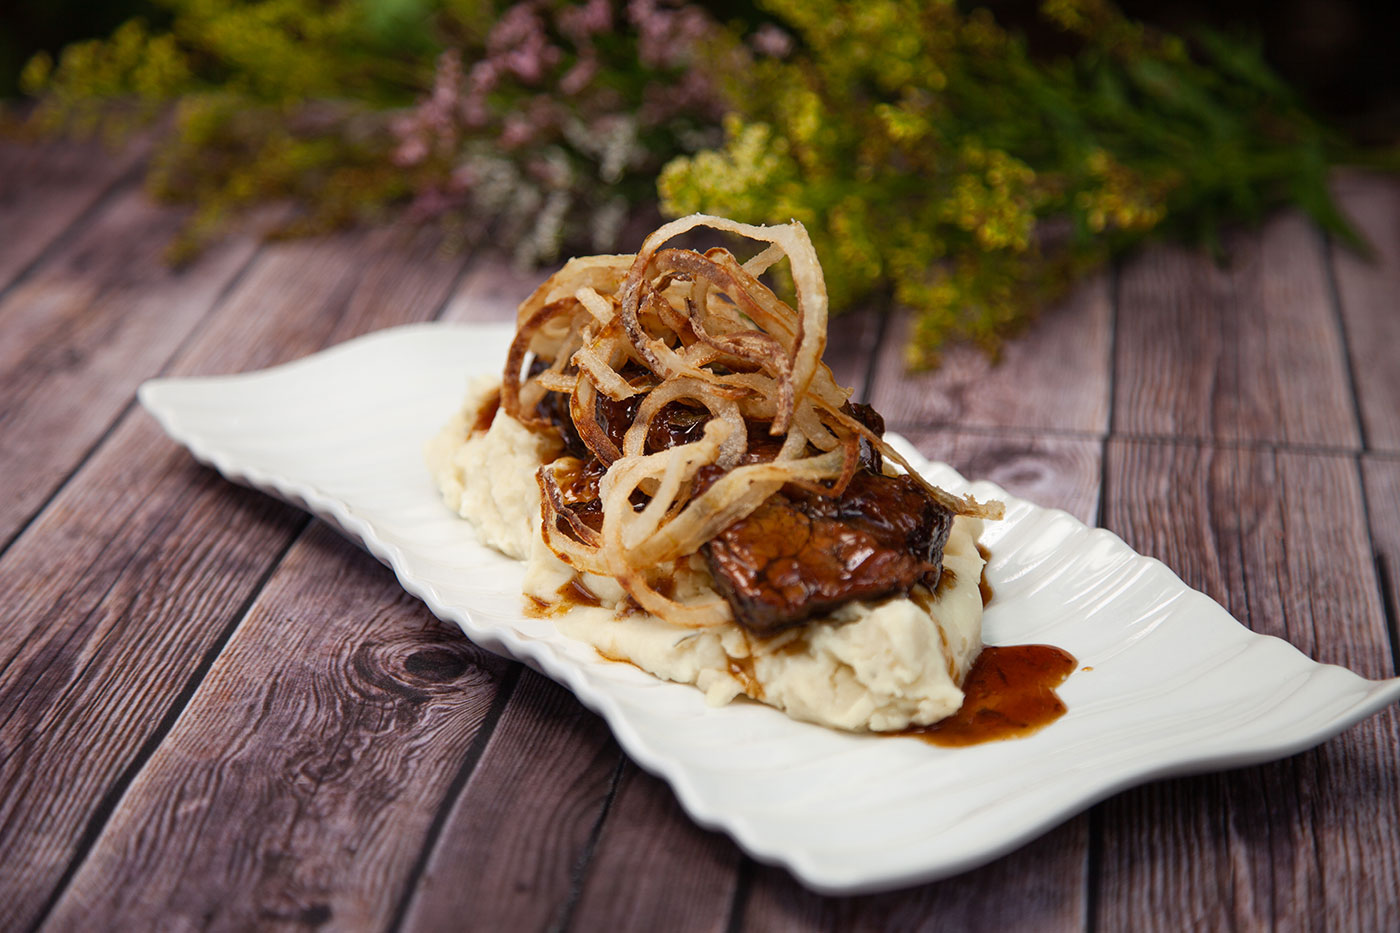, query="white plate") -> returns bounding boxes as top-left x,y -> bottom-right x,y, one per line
139,322 -> 1400,894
